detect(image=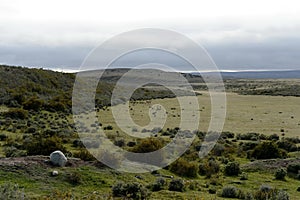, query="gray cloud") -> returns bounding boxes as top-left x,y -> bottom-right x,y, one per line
1,3 -> 300,71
